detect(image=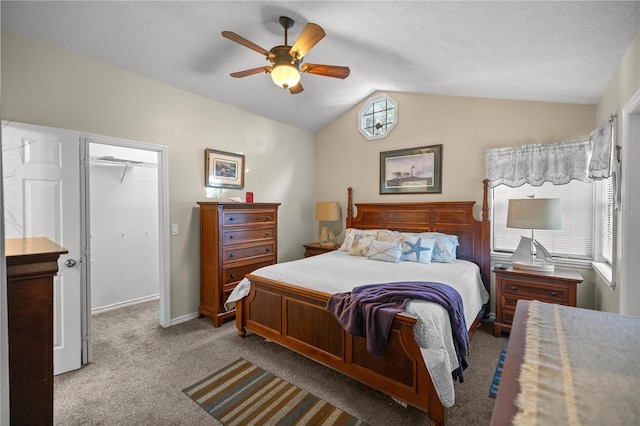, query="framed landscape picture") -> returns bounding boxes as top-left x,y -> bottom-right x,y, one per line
205,148 -> 245,189
380,144 -> 442,194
